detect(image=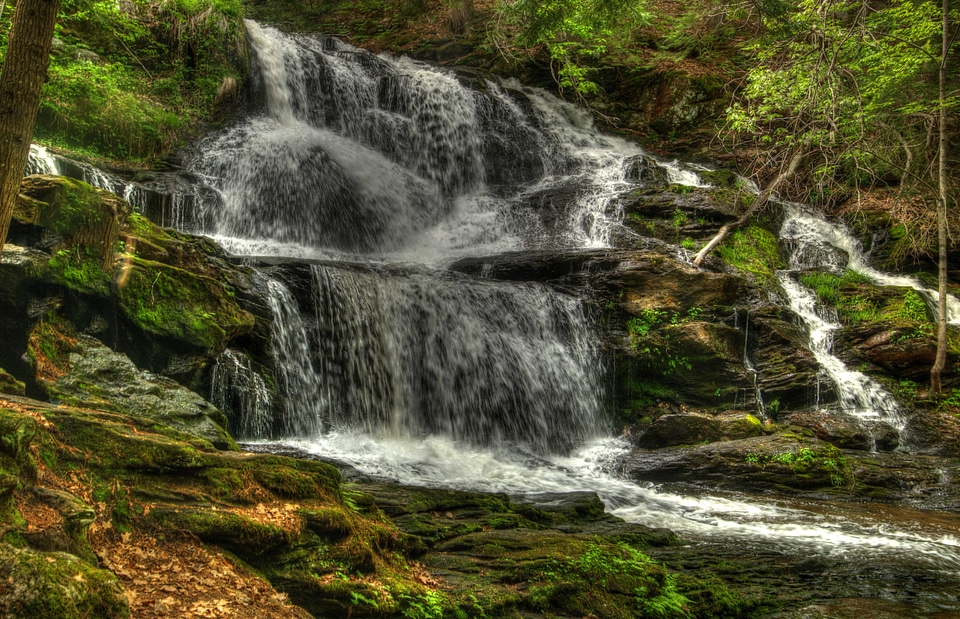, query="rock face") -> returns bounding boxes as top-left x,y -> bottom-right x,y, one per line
1,175 -> 260,400
27,323 -> 236,449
